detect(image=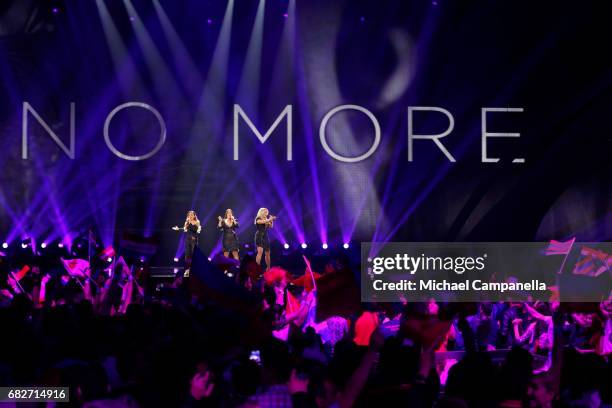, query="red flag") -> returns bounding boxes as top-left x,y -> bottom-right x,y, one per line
544,238 -> 575,255
573,246 -> 611,277
12,265 -> 30,281
99,246 -> 116,259
286,291 -> 300,314
61,258 -> 90,278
